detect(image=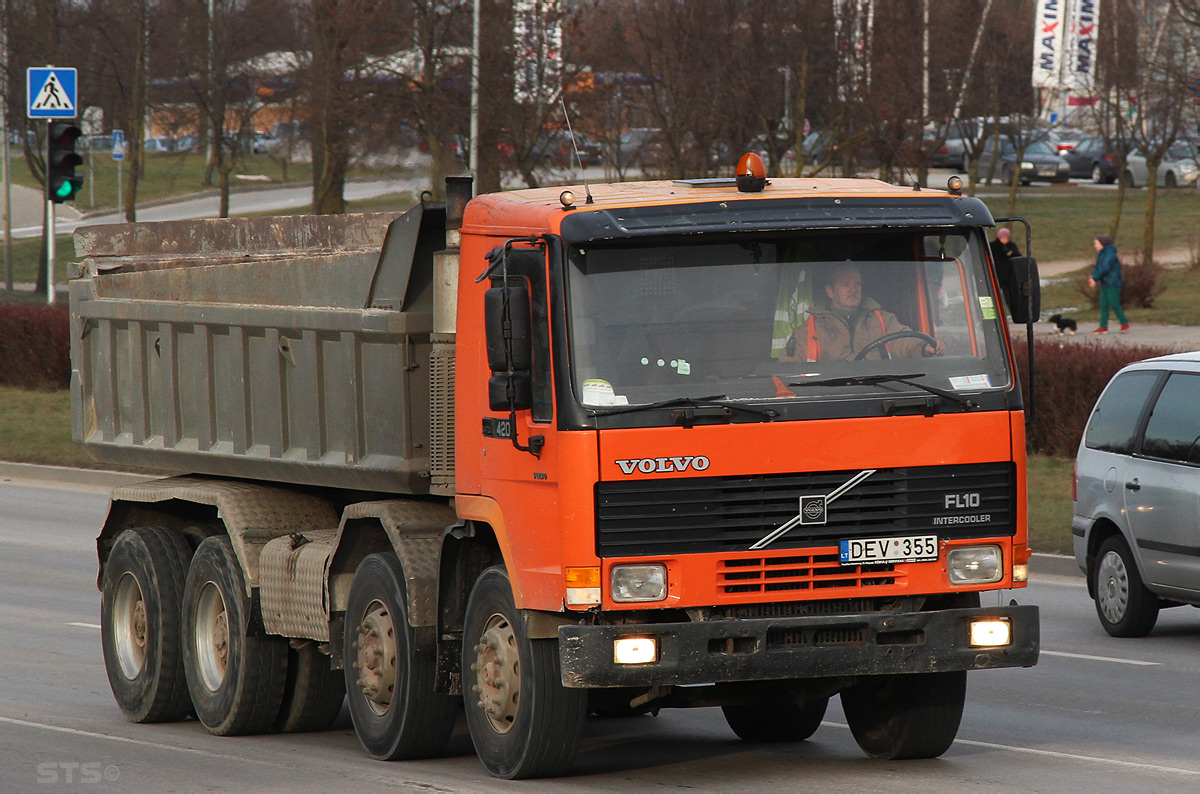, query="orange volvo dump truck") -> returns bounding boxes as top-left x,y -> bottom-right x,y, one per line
72,165 -> 1040,780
